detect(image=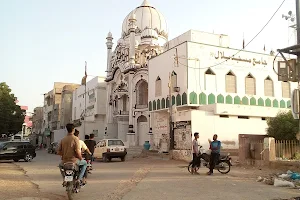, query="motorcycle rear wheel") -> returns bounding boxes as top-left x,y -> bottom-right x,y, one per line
217,161 -> 231,174
188,162 -> 200,173
66,182 -> 74,200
